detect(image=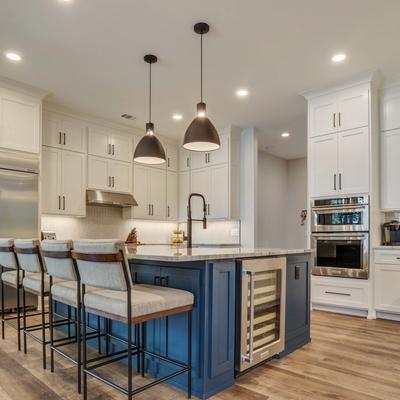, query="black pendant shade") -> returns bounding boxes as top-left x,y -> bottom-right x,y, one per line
183,22 -> 220,152
133,54 -> 166,165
